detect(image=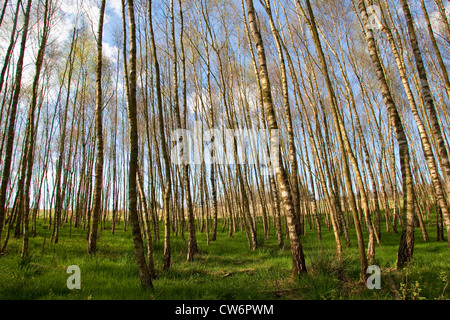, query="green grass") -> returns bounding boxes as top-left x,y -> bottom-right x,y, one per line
0,216 -> 448,300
